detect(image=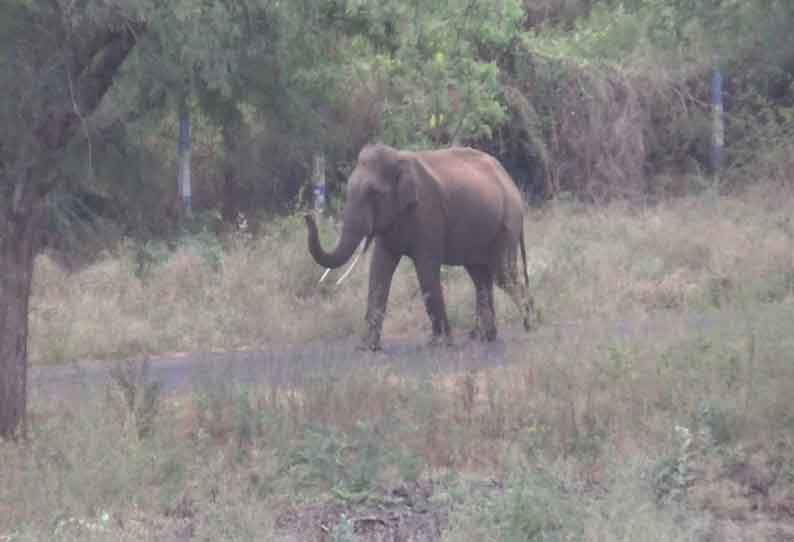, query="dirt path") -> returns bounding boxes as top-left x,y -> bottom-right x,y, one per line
28,308 -> 733,403
29,331 -> 514,403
